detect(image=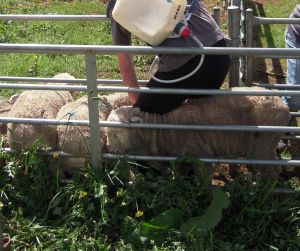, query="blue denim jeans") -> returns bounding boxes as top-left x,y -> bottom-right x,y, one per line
282,31 -> 300,111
